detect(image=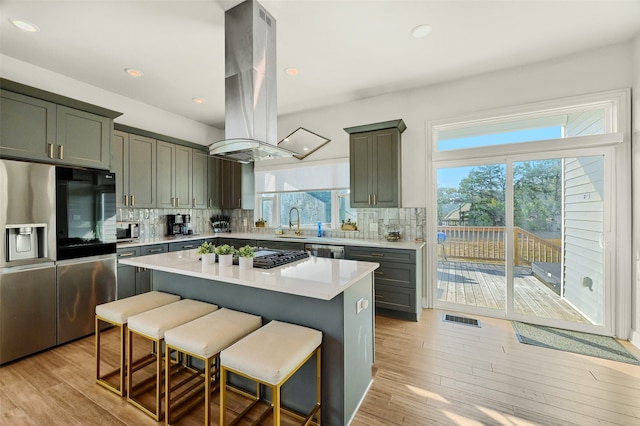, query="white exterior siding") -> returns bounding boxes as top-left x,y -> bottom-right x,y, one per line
563,155 -> 605,324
